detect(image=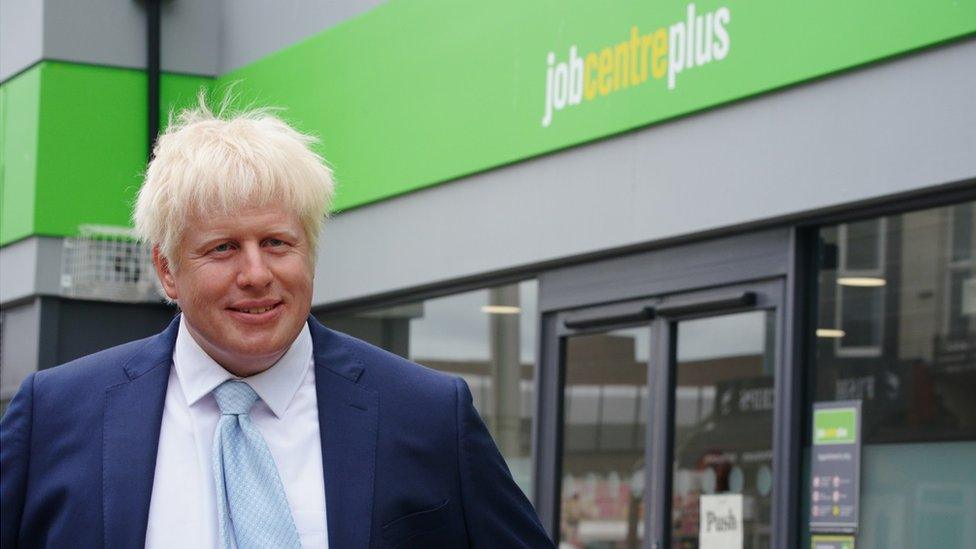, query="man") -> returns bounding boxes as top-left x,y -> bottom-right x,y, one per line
0,104 -> 553,548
